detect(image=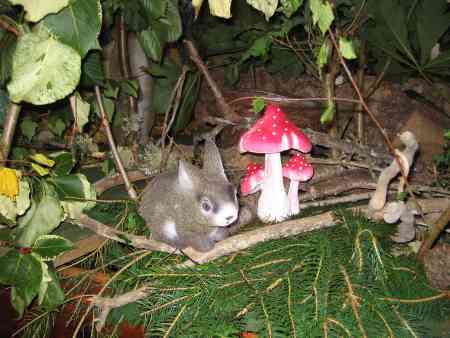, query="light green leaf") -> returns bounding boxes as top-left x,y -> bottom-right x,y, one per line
40,266 -> 65,311
37,256 -> 52,305
317,38 -> 330,72
60,174 -> 96,219
42,0 -> 102,58
246,0 -> 278,20
339,37 -> 357,60
252,98 -> 266,113
33,235 -> 73,261
320,102 -> 335,124
152,0 -> 182,43
0,194 -> 16,222
279,0 -> 303,17
14,186 -> 65,247
10,287 -> 26,318
309,0 -> 334,35
31,163 -> 50,176
72,92 -> 90,132
208,0 -> 232,19
20,118 -> 38,141
9,0 -> 69,22
16,179 -> 31,216
30,153 -> 55,167
7,31 -> 81,105
50,152 -> 75,176
48,116 -> 66,136
192,0 -> 204,18
139,28 -> 163,62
